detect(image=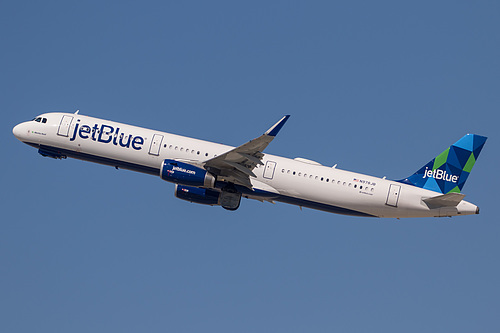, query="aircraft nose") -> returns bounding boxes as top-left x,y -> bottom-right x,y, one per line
13,122 -> 27,141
